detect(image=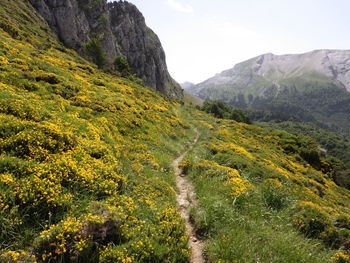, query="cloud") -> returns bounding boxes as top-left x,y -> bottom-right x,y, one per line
166,0 -> 194,14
